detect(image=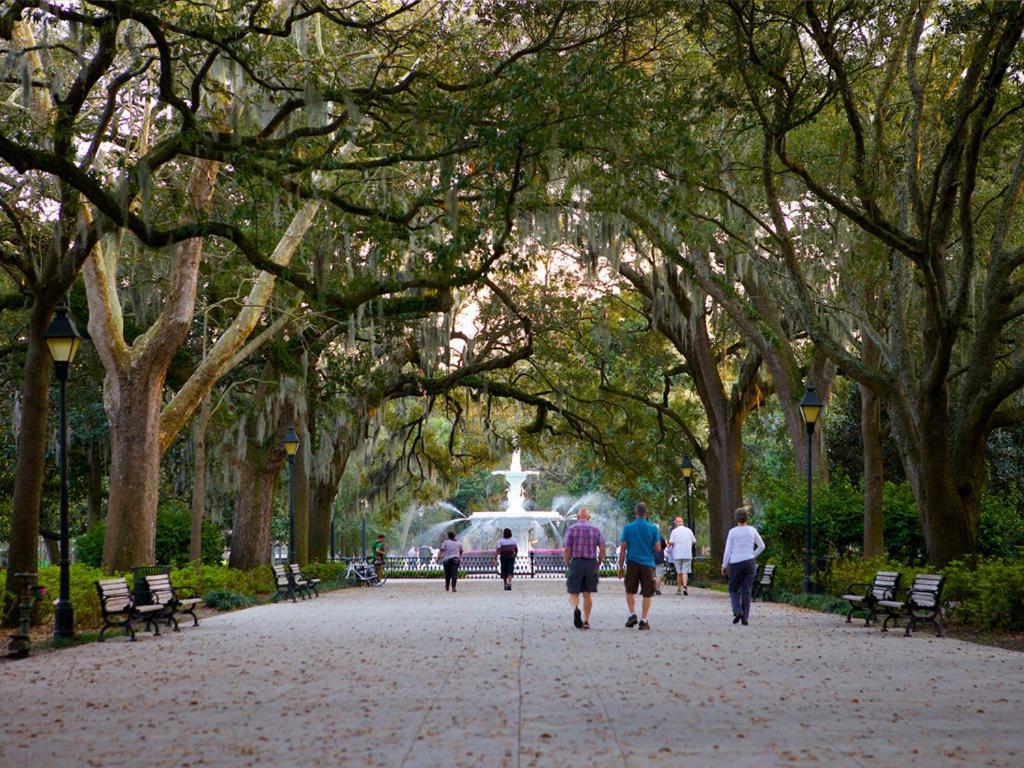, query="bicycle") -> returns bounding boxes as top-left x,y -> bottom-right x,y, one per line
345,559 -> 386,587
